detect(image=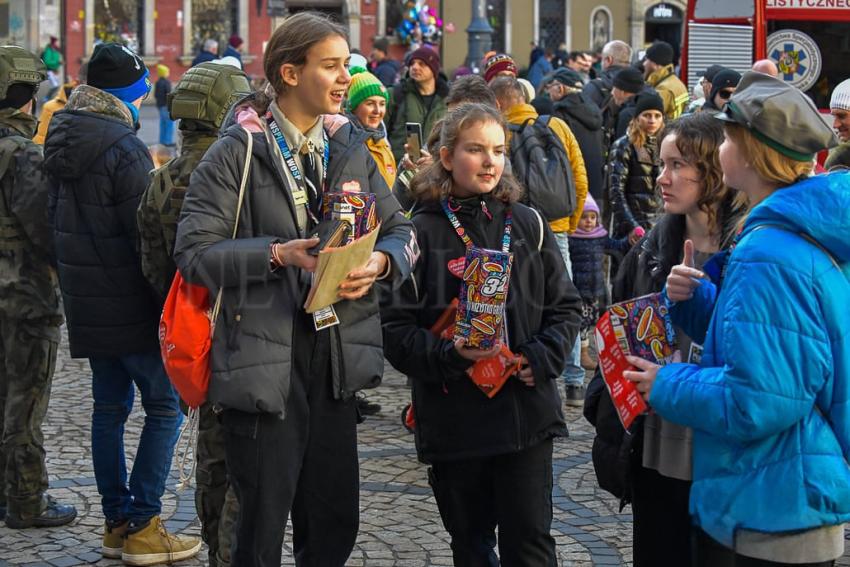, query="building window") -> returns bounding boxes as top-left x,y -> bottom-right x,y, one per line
590,7 -> 611,52
538,0 -> 565,50
192,0 -> 238,53
95,0 -> 143,53
488,0 -> 506,53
